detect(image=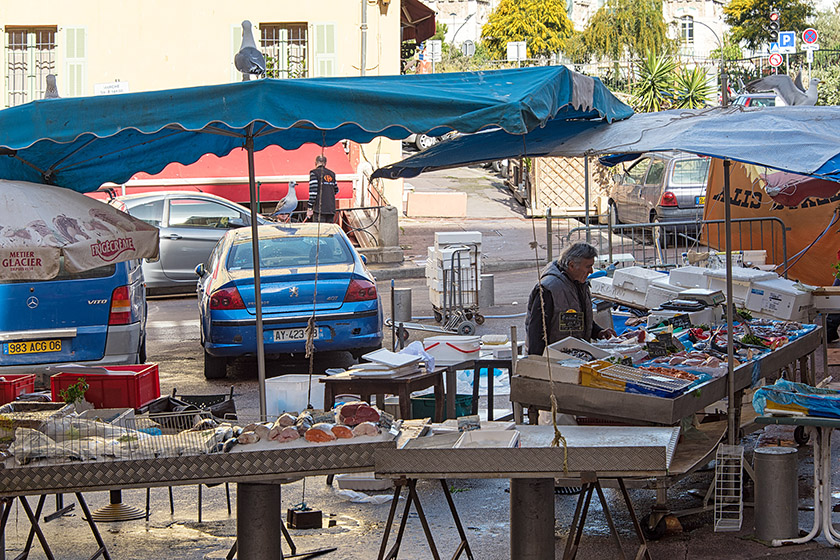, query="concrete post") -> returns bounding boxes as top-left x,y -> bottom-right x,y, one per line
754,446 -> 798,541
237,483 -> 283,559
378,205 -> 400,248
478,274 -> 494,308
510,478 -> 555,559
